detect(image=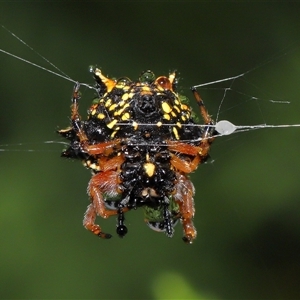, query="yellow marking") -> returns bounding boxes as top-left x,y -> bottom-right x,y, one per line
173,105 -> 180,113
156,121 -> 162,127
181,104 -> 189,110
142,86 -> 151,92
140,90 -> 152,95
97,113 -> 106,120
91,109 -> 97,115
83,160 -> 101,171
109,103 -> 117,111
111,130 -> 118,138
128,92 -> 135,98
94,69 -> 116,92
132,121 -> 138,130
115,81 -> 130,89
146,153 -> 150,161
105,98 -> 112,108
107,119 -> 118,129
121,112 -> 130,121
122,93 -> 129,100
163,114 -> 171,120
169,72 -> 176,85
114,108 -> 123,116
90,163 -> 97,170
162,102 -> 172,113
173,127 -> 180,140
143,162 -> 155,177
118,100 -> 125,107
114,103 -> 130,116
176,122 -> 182,128
181,115 -> 186,121
171,111 -> 177,117
175,99 -> 180,105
